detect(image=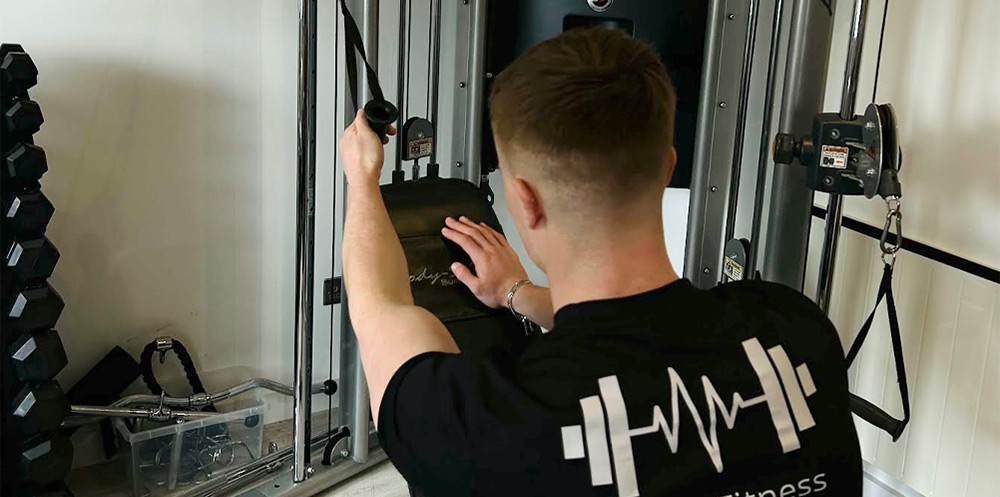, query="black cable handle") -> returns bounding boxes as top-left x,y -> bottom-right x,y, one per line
845,264 -> 910,441
139,338 -> 213,411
